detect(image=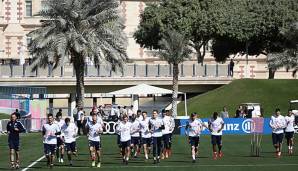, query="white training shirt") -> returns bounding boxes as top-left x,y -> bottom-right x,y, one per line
136,115 -> 144,122
208,117 -> 224,136
140,117 -> 151,138
269,115 -> 286,134
77,110 -> 83,121
86,122 -> 103,142
54,119 -> 65,137
149,117 -> 164,137
130,120 -> 141,137
61,123 -> 77,143
285,115 -> 295,132
187,119 -> 203,137
162,115 -> 175,135
42,123 -> 61,144
117,121 -> 132,142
